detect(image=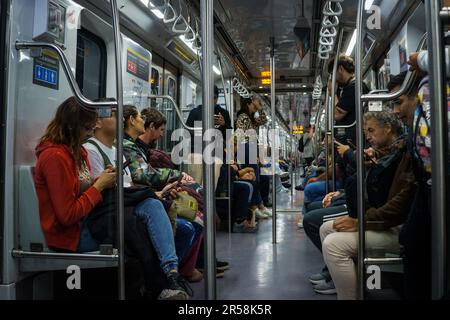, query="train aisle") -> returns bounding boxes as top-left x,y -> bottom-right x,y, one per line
190,187 -> 335,300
